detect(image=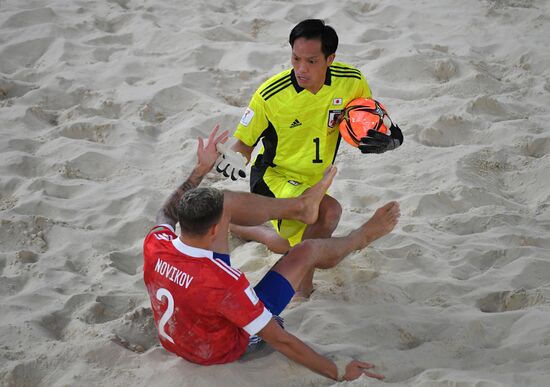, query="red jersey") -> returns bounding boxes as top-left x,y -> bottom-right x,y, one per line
143,224 -> 272,365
